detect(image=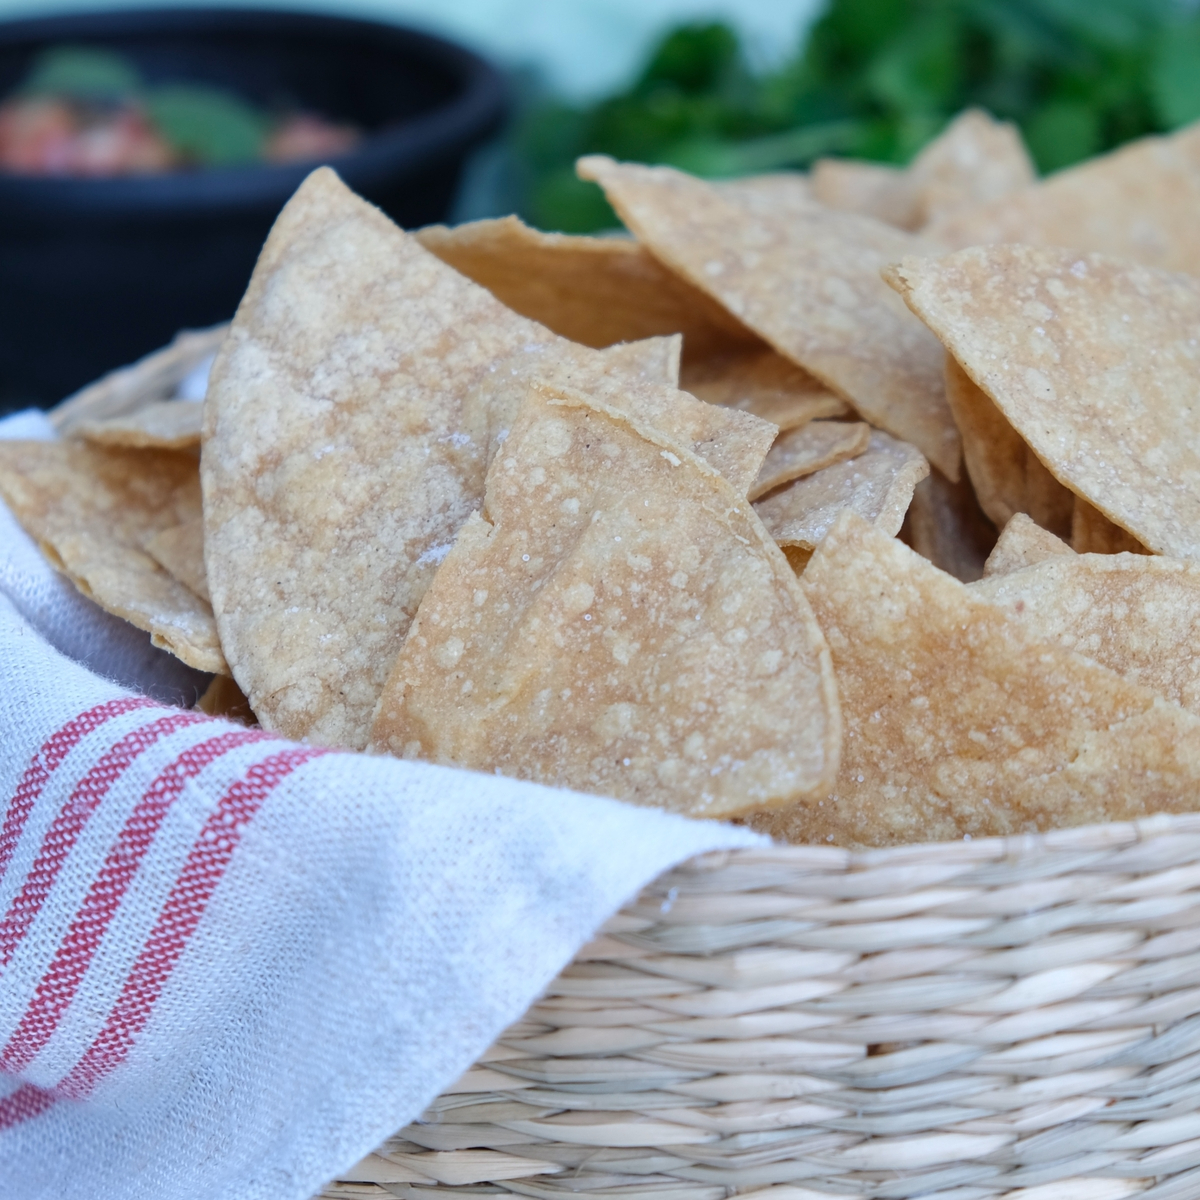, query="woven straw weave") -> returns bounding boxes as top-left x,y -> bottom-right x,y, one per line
318,814 -> 1200,1200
